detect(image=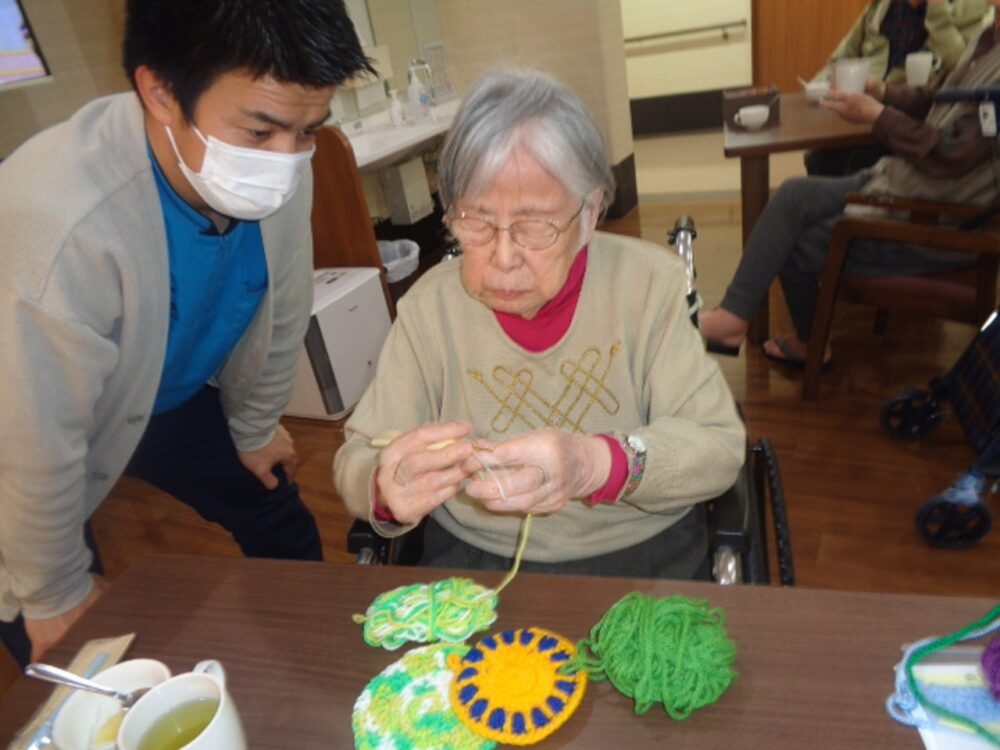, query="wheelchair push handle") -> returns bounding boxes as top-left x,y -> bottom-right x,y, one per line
668,216 -> 700,326
932,86 -> 1000,103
